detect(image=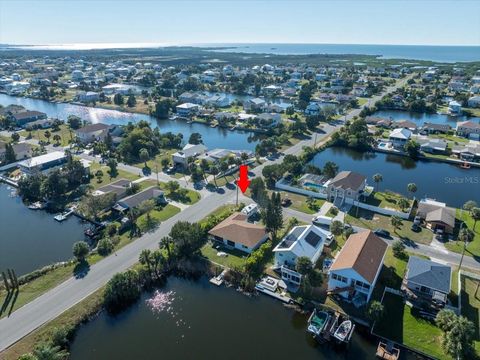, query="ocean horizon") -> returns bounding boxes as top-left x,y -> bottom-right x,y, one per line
1,42 -> 479,63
